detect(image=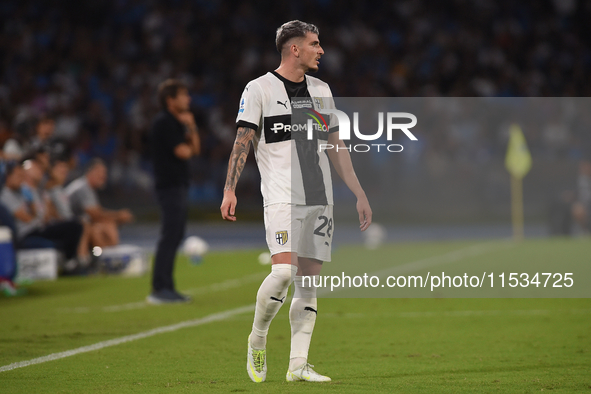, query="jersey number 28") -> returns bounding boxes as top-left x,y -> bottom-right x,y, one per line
314,215 -> 332,238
